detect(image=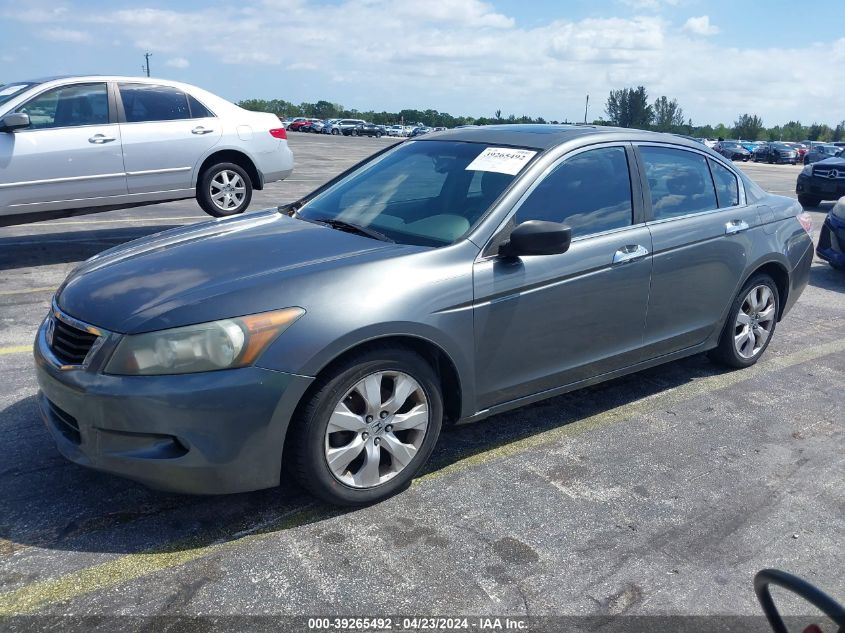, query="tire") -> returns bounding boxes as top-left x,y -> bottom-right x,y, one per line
286,347 -> 444,506
197,162 -> 252,218
798,194 -> 821,209
376,132 -> 382,138
332,128 -> 339,135
351,129 -> 358,137
708,274 -> 780,369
